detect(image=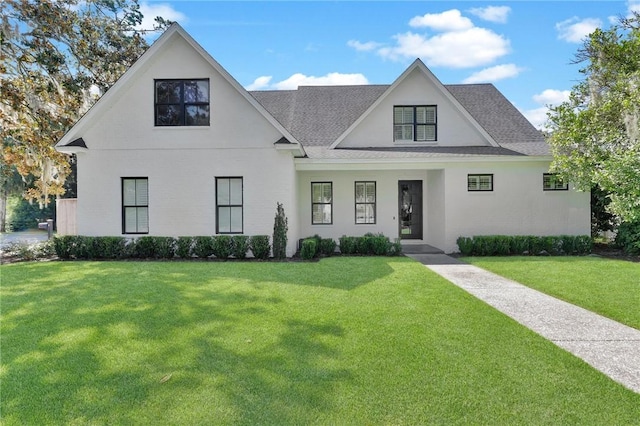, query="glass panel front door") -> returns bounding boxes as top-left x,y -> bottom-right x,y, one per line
398,180 -> 423,239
